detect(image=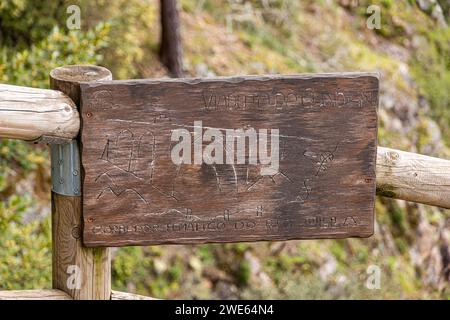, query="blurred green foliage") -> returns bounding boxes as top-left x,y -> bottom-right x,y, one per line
0,195 -> 51,289
412,28 -> 450,144
0,0 -> 449,299
0,0 -> 65,47
1,24 -> 109,87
